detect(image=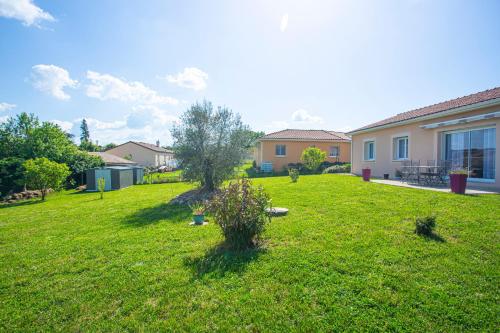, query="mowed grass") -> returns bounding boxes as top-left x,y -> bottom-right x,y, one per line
0,175 -> 499,331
